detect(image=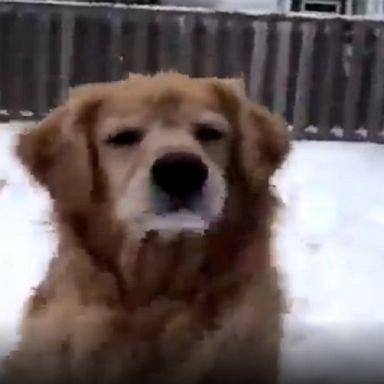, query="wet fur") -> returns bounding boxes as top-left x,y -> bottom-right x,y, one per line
2,73 -> 290,384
